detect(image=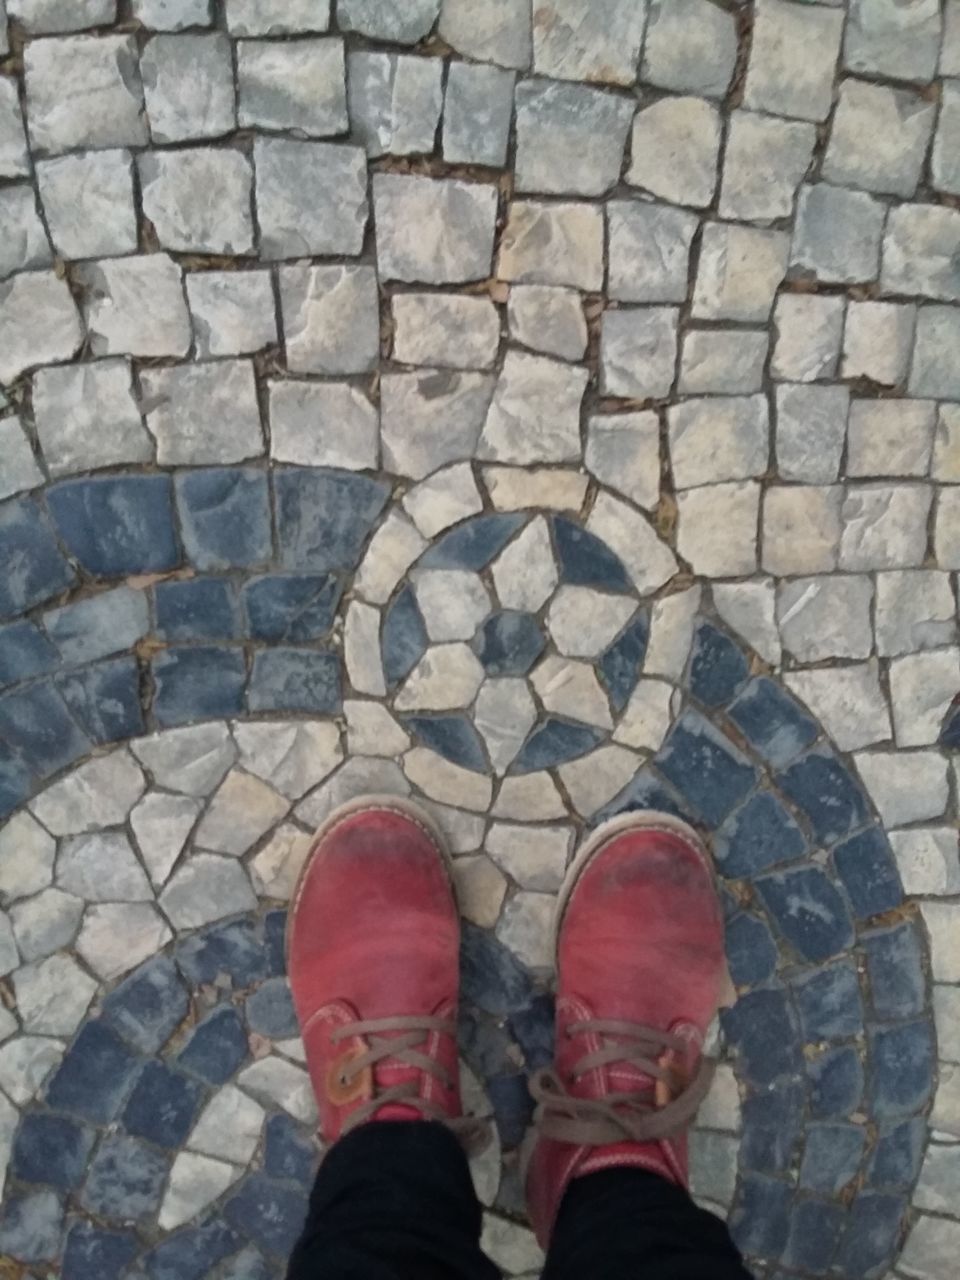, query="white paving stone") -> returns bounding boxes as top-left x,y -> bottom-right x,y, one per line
586,493 -> 678,595
485,467 -> 588,515
251,824 -> 313,900
745,0 -> 844,122
627,95 -> 721,209
679,330 -> 768,396
33,359 -> 152,478
228,0 -> 332,34
490,517 -> 557,614
486,823 -> 571,892
0,270 -> 83,384
889,827 -> 960,897
474,678 -> 538,775
57,832 -> 152,903
233,721 -> 344,801
712,580 -> 781,666
395,644 -> 486,711
601,307 -> 679,400
875,570 -> 956,657
933,985 -> 960,1062
478,351 -> 587,466
80,254 -> 190,360
922,901 -> 960,981
25,34 -> 147,154
531,656 -> 613,730
374,174 -> 497,284
188,1084 -> 265,1164
497,200 -> 603,292
933,405 -> 960,482
692,223 -> 789,322
130,791 -> 202,889
645,587 -> 701,680
842,300 -> 916,385
0,1036 -> 64,1106
764,486 -> 842,574
854,750 -> 949,827
280,263 -> 379,376
238,37 -> 347,137
194,769 -> 290,857
840,484 -> 932,571
141,33 -> 235,143
493,772 -> 567,821
355,512 -> 428,604
269,381 -> 378,471
585,414 -> 660,511
187,271 -> 277,359
296,757 -> 410,827
0,813 -> 56,906
348,49 -> 442,157
0,78 -> 29,179
890,648 -> 960,747
719,110 -> 816,222
380,370 -> 494,482
403,748 -> 492,812
392,293 -> 499,371
414,570 -> 491,642
507,285 -> 586,362
613,679 -> 675,752
254,136 -> 368,259
0,417 -> 42,501
237,1057 -> 317,1124
784,663 -> 890,752
404,464 -> 484,538
453,855 -> 507,928
936,487 -> 960,568
422,803 -> 486,855
138,147 -> 254,255
669,396 -> 768,489
344,600 -> 387,697
13,953 -> 97,1036
29,751 -> 145,836
496,891 -> 554,969
607,202 -> 697,304
777,574 -> 873,661
10,888 -> 83,963
546,587 -> 636,659
160,1152 -> 240,1232
771,293 -> 845,382
76,901 -> 172,981
159,854 -> 257,929
847,400 -> 936,479
774,384 -> 848,484
345,701 -> 411,758
559,744 -> 639,817
677,483 -> 760,577
132,723 -> 237,797
0,184 -> 51,280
